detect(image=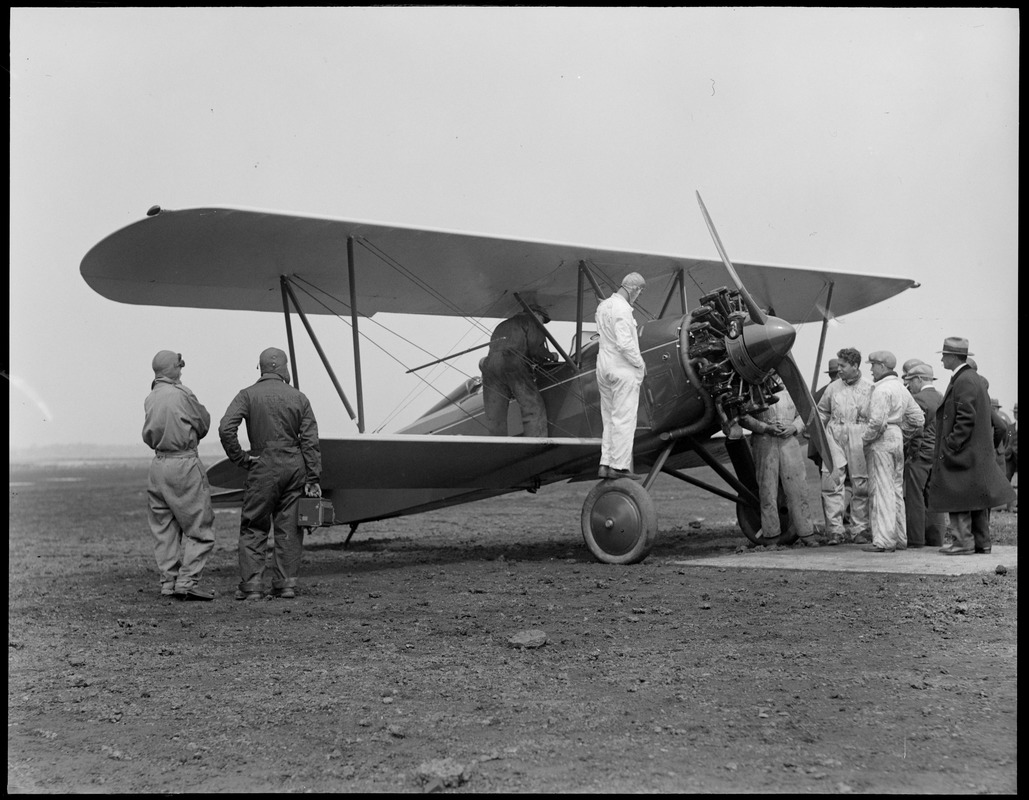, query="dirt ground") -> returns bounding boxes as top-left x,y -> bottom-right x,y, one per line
8,459 -> 1018,793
